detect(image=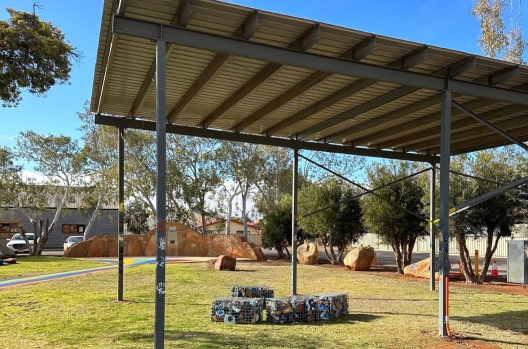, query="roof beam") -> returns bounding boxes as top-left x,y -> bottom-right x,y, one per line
166,10 -> 260,123
295,46 -> 429,140
95,114 -> 439,163
321,56 -> 476,143
233,36 -> 377,133
127,0 -> 191,117
199,23 -> 321,129
111,16 -> 528,105
409,105 -> 528,153
486,65 -> 520,85
354,80 -> 528,148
